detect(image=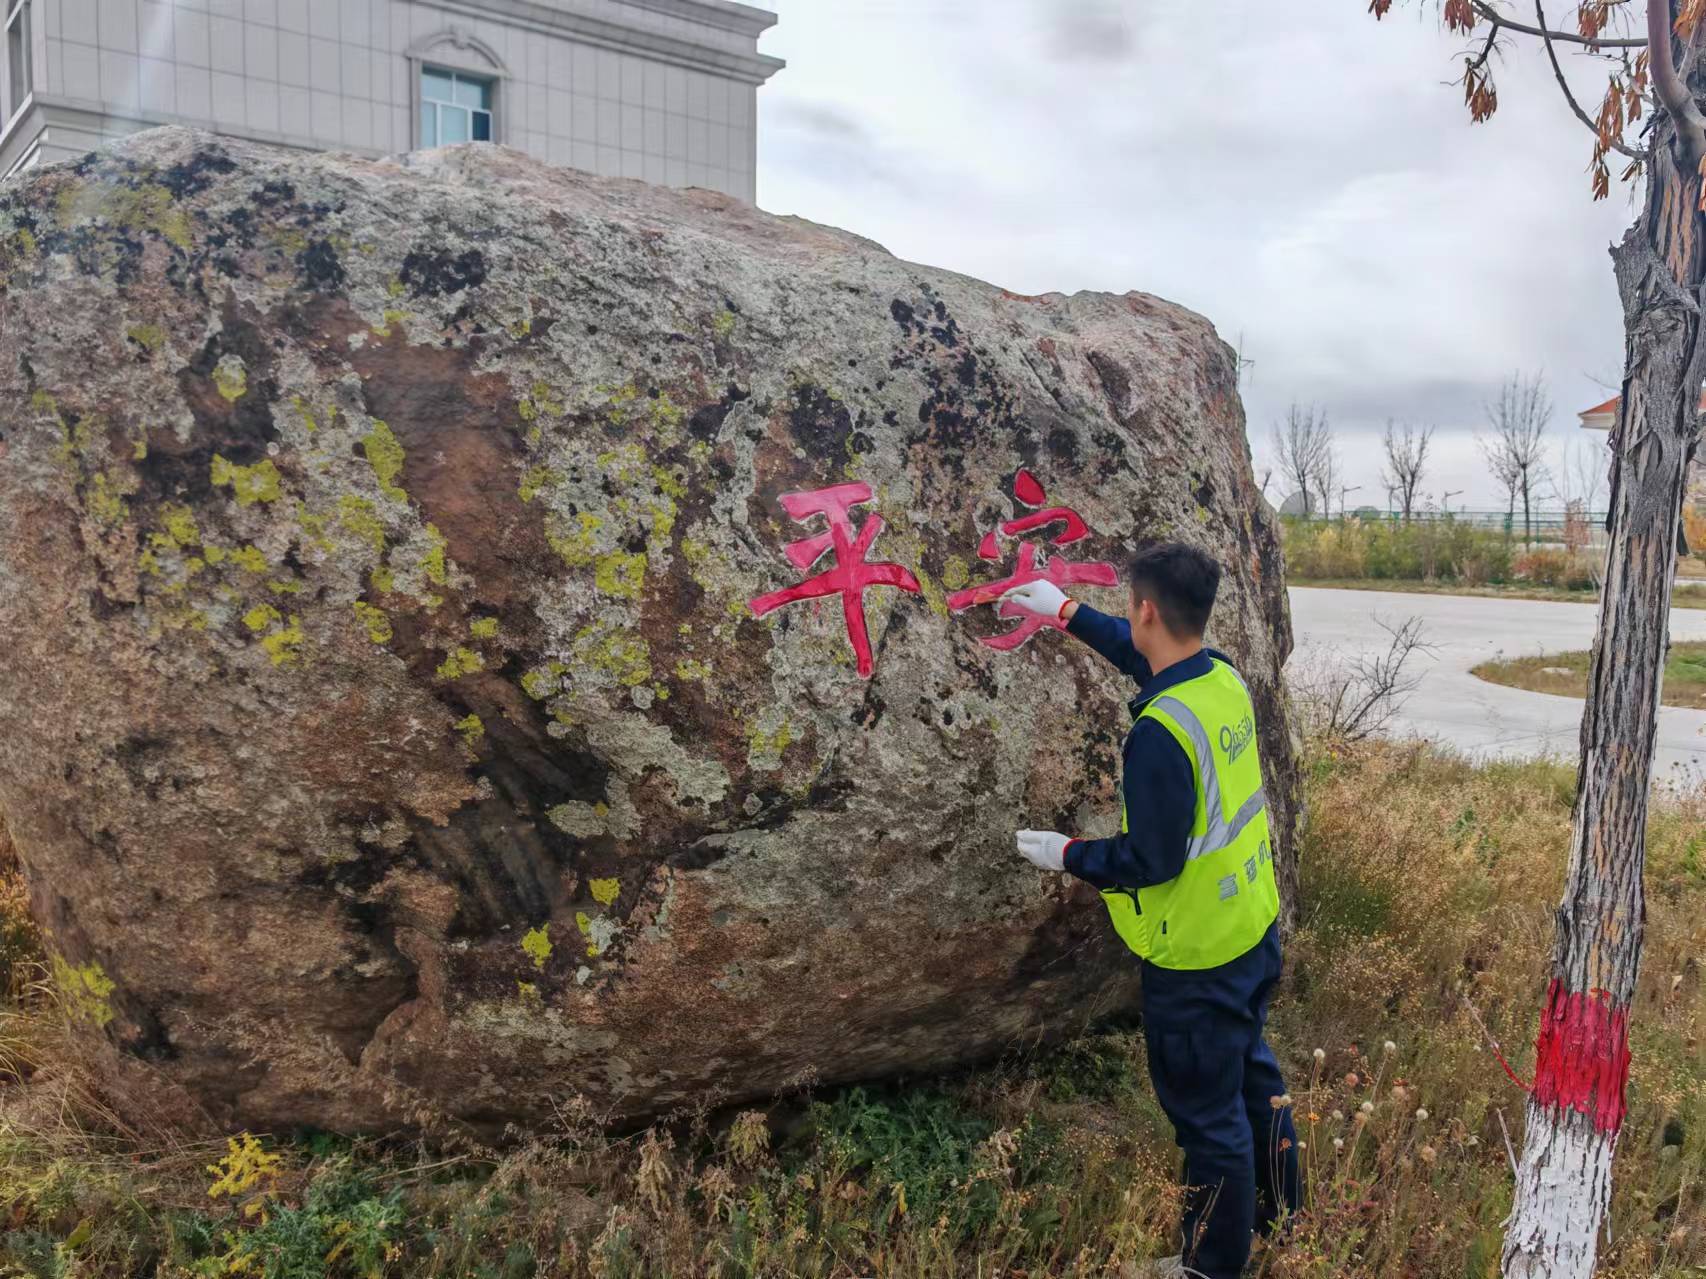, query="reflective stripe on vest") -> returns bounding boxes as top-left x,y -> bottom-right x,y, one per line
1148,693 -> 1268,864
1098,658 -> 1280,971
